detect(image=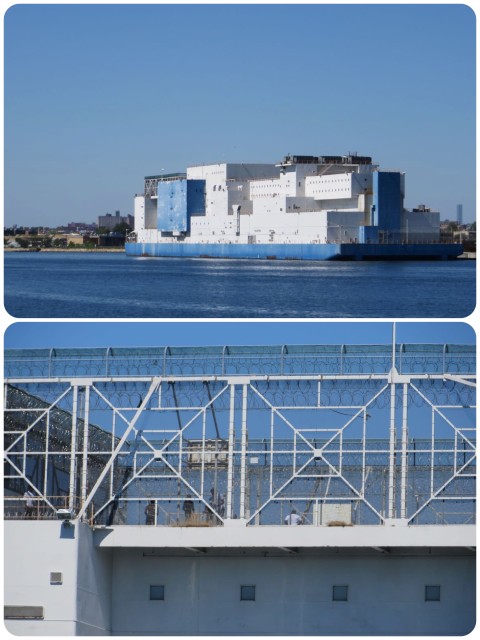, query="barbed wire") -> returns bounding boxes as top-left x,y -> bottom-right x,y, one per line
4,345 -> 476,379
